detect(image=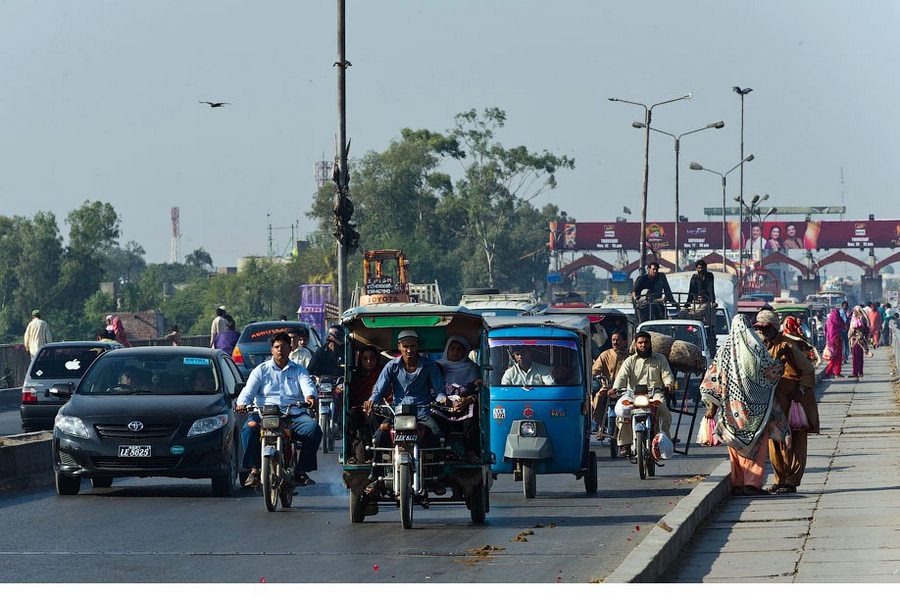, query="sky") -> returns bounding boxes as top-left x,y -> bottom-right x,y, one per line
2,1 -> 898,269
